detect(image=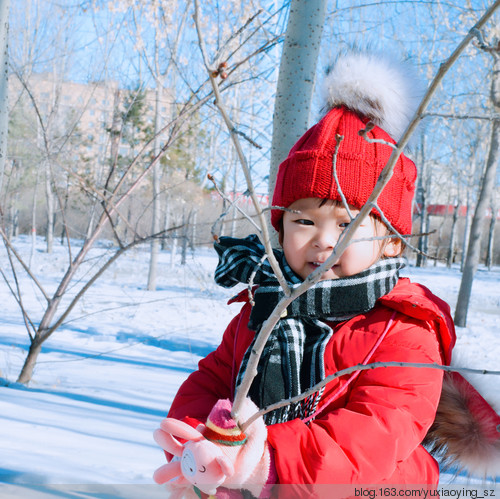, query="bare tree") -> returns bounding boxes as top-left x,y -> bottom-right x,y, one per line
455,35 -> 500,327
2,1 -> 290,384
